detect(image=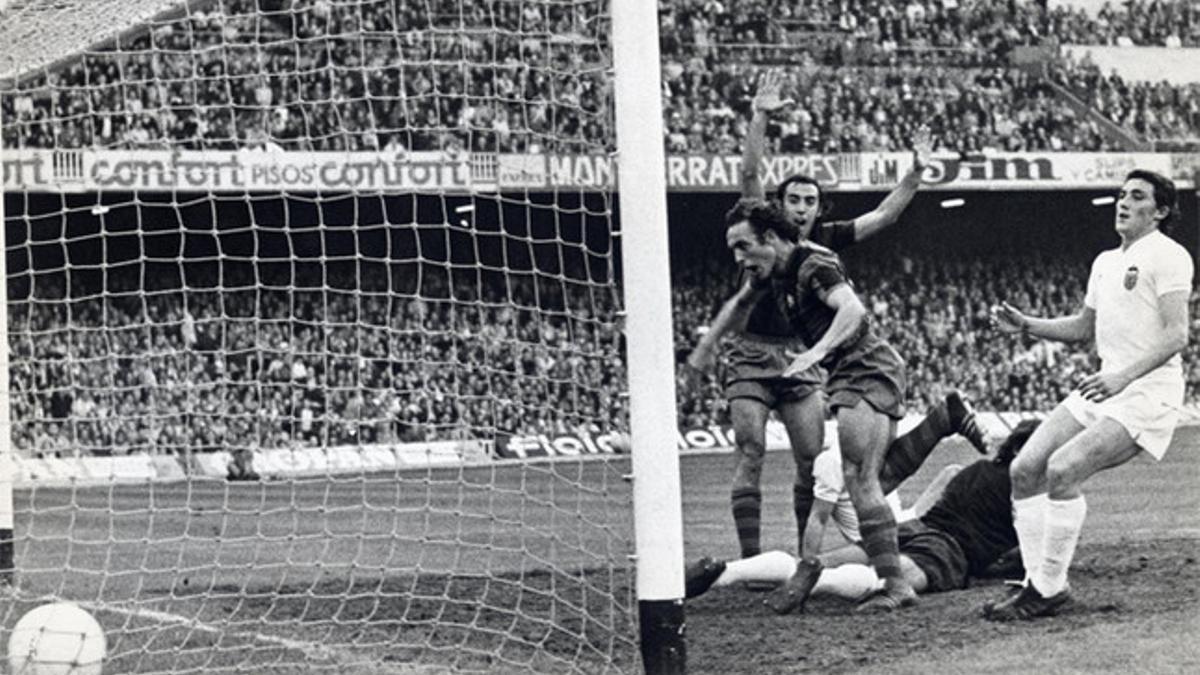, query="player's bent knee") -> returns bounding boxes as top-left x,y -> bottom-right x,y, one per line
733,462 -> 764,487
1044,455 -> 1084,496
845,481 -> 888,509
1008,454 -> 1044,495
735,439 -> 767,463
842,463 -> 879,490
